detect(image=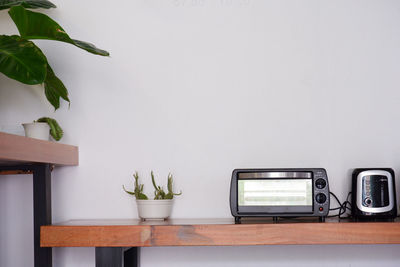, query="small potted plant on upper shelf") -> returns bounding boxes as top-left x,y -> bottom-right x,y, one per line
22,117 -> 63,141
123,171 -> 182,220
